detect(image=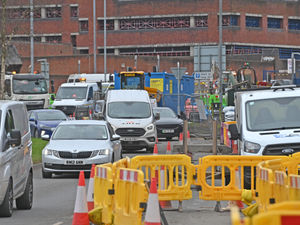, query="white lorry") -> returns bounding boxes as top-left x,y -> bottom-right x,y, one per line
51,82 -> 100,116
4,73 -> 49,110
228,85 -> 300,187
104,90 -> 159,153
